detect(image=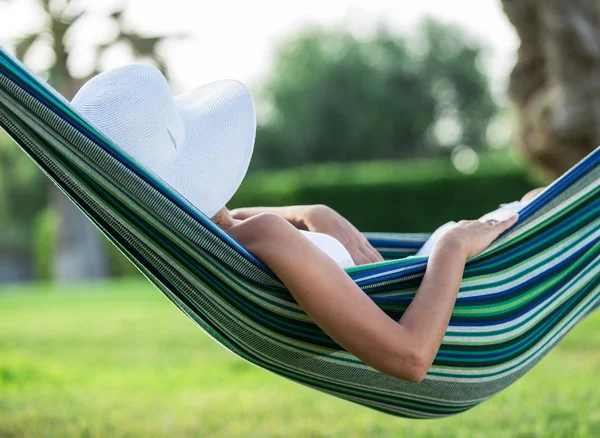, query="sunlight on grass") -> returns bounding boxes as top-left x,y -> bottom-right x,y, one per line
1,280 -> 599,437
